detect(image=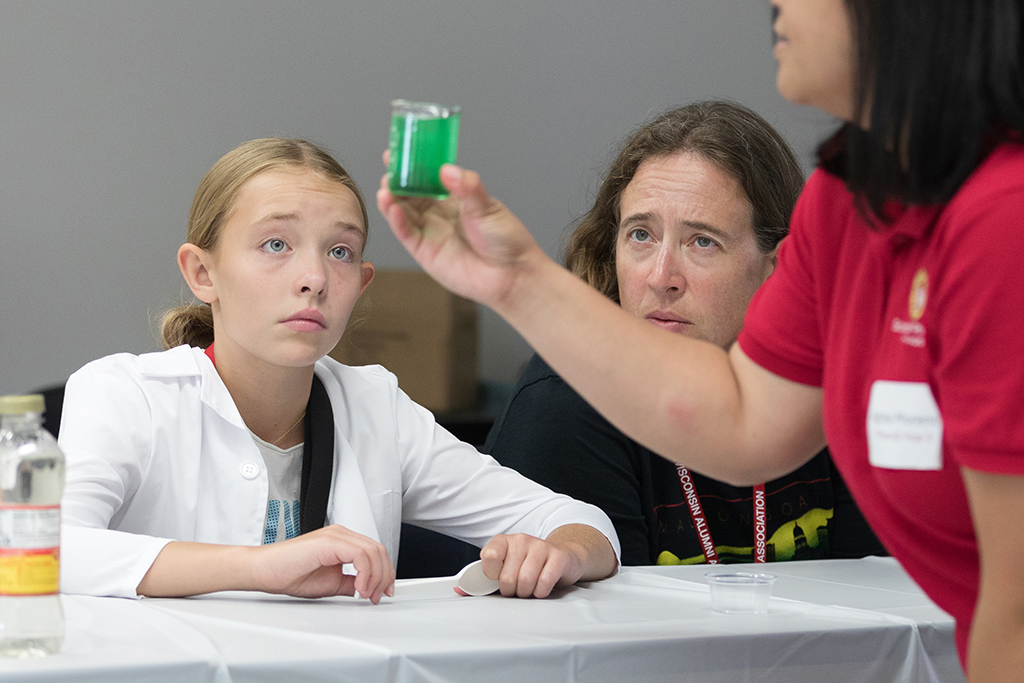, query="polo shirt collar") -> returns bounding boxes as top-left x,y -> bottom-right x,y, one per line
877,199 -> 944,241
